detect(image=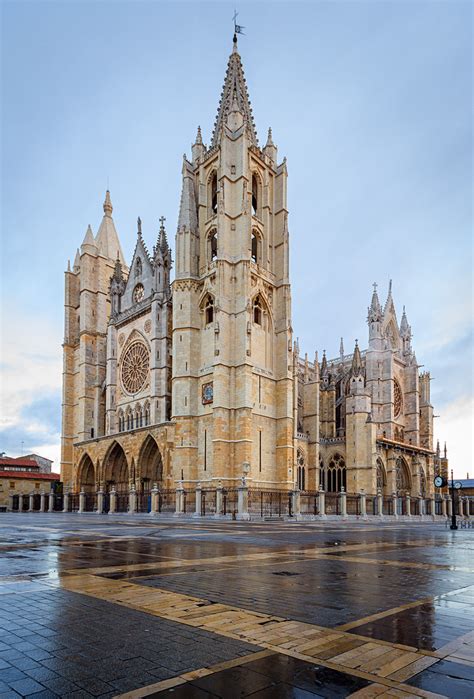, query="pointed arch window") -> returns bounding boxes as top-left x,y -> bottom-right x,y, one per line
144,402 -> 150,427
327,453 -> 346,493
118,410 -> 124,433
395,457 -> 410,494
376,458 -> 386,492
210,172 -> 218,215
253,296 -> 262,325
297,452 -> 306,490
251,229 -> 263,265
252,174 -> 259,216
319,456 -> 325,490
208,229 -> 218,262
205,295 -> 214,326
135,257 -> 142,277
